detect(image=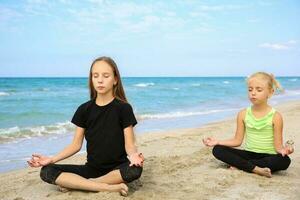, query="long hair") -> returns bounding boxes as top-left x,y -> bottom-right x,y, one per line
89,56 -> 127,102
